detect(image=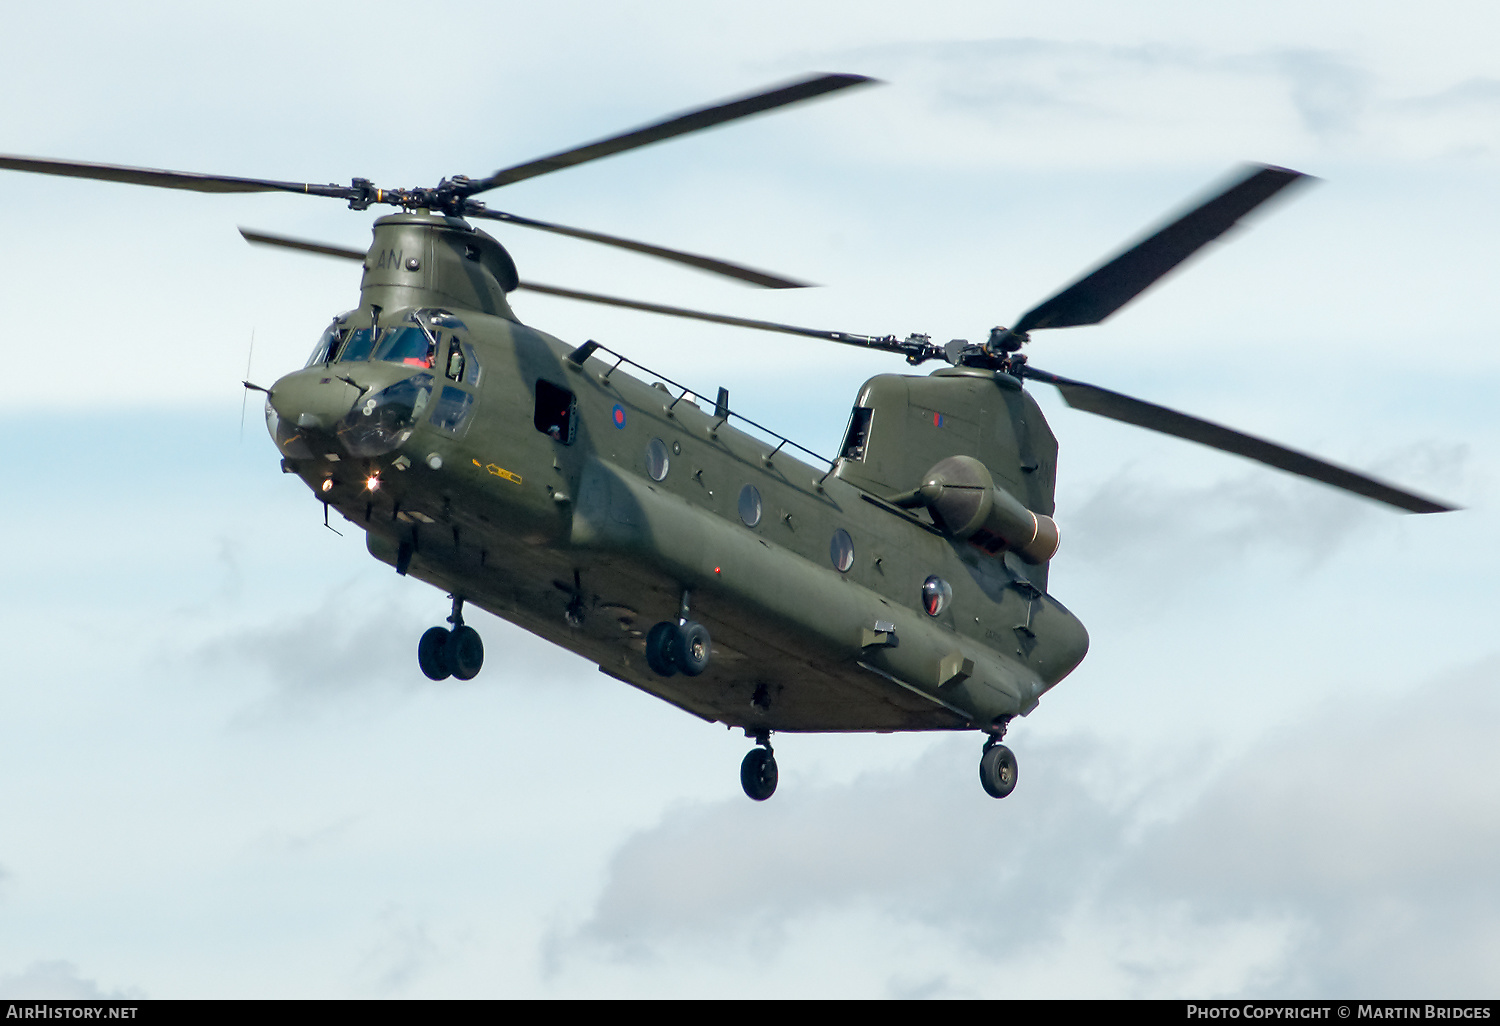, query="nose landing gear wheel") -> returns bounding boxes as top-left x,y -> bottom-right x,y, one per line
741,746 -> 778,801
418,595 -> 485,682
979,743 -> 1018,799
